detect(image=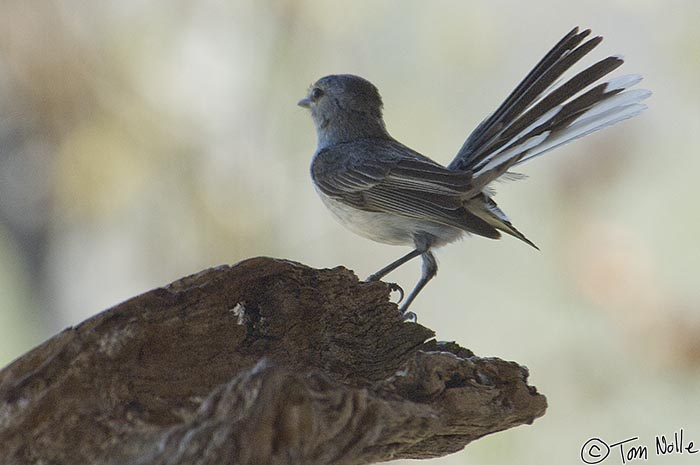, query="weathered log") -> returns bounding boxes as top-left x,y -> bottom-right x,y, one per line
0,257 -> 546,465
